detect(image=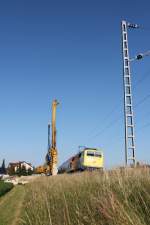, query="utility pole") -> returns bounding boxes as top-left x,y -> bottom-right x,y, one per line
121,20 -> 139,166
